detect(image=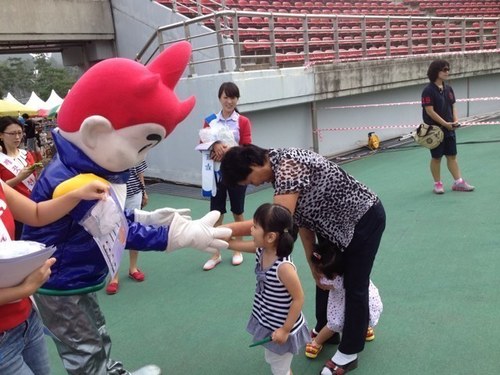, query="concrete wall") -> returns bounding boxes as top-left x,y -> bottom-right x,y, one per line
111,0 -> 231,75
0,0 -> 114,41
144,50 -> 500,185
144,67 -> 319,184
111,0 -> 227,75
111,0 -> 188,60
0,0 -> 115,65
